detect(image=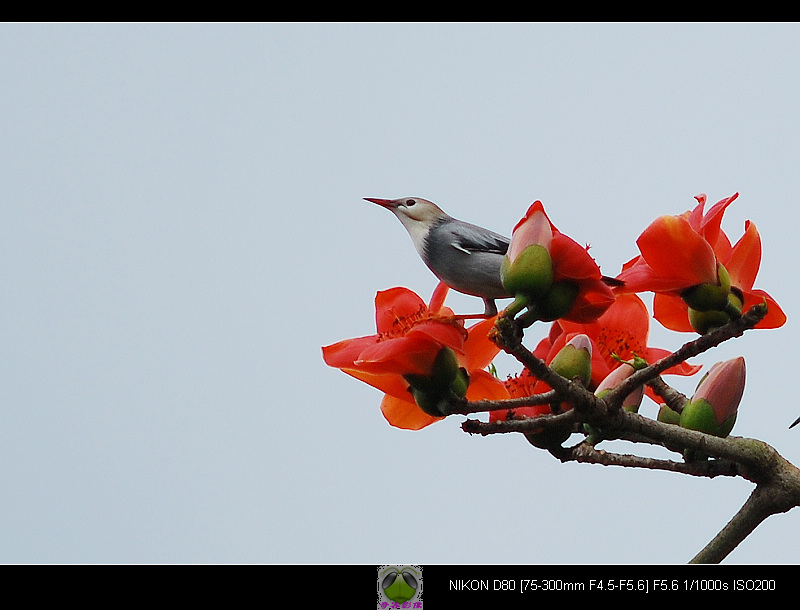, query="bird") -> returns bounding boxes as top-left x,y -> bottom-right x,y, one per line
365,197 -> 512,318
